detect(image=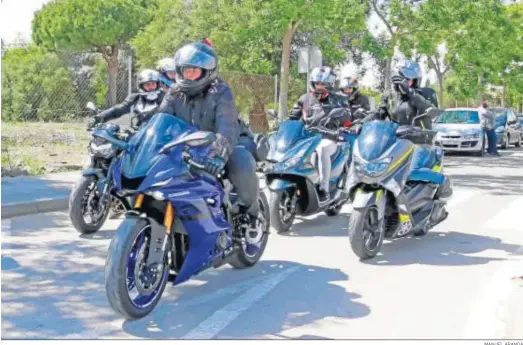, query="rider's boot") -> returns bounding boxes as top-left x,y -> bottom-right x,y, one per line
434,175 -> 453,201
